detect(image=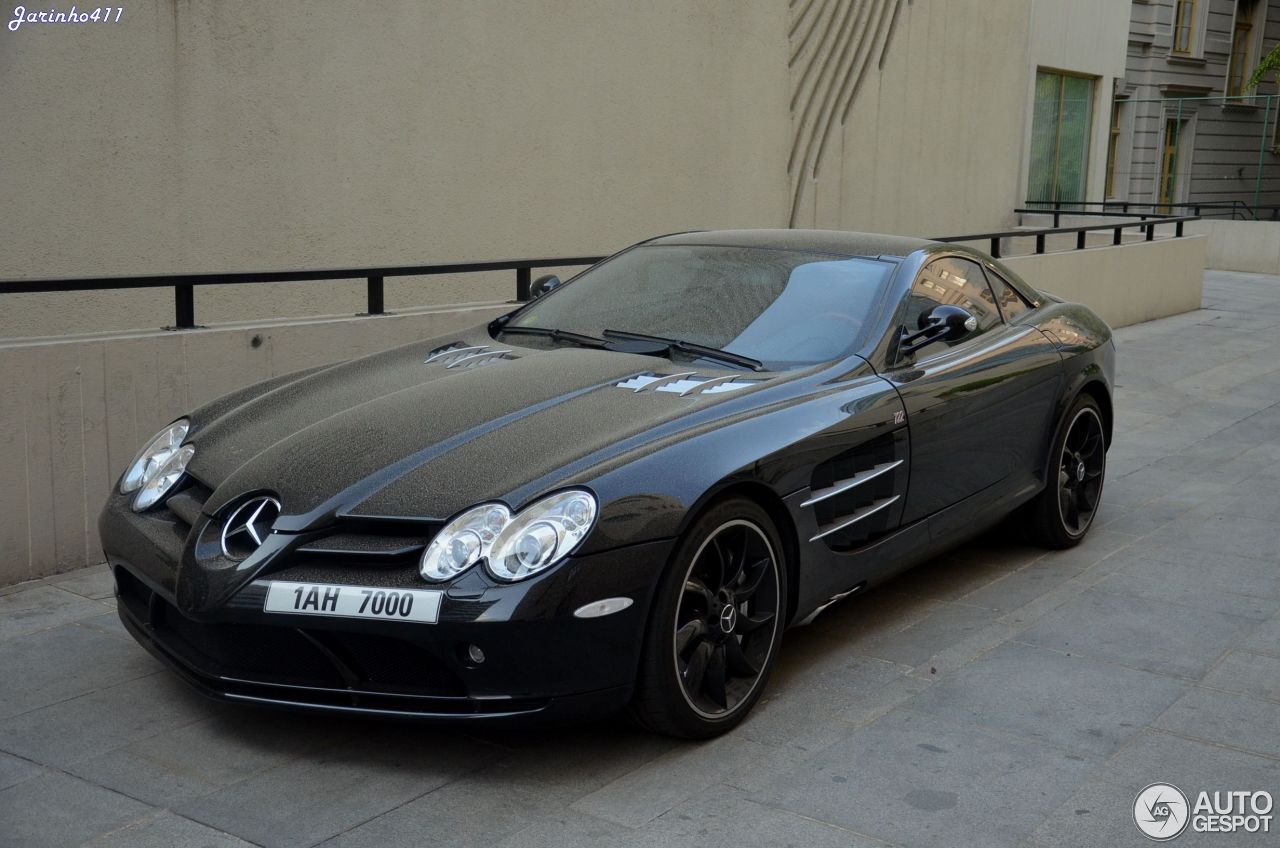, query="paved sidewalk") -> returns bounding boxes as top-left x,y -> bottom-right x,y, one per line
2,271 -> 1278,848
